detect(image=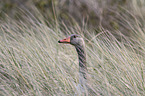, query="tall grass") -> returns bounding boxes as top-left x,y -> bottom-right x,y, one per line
0,7 -> 145,96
